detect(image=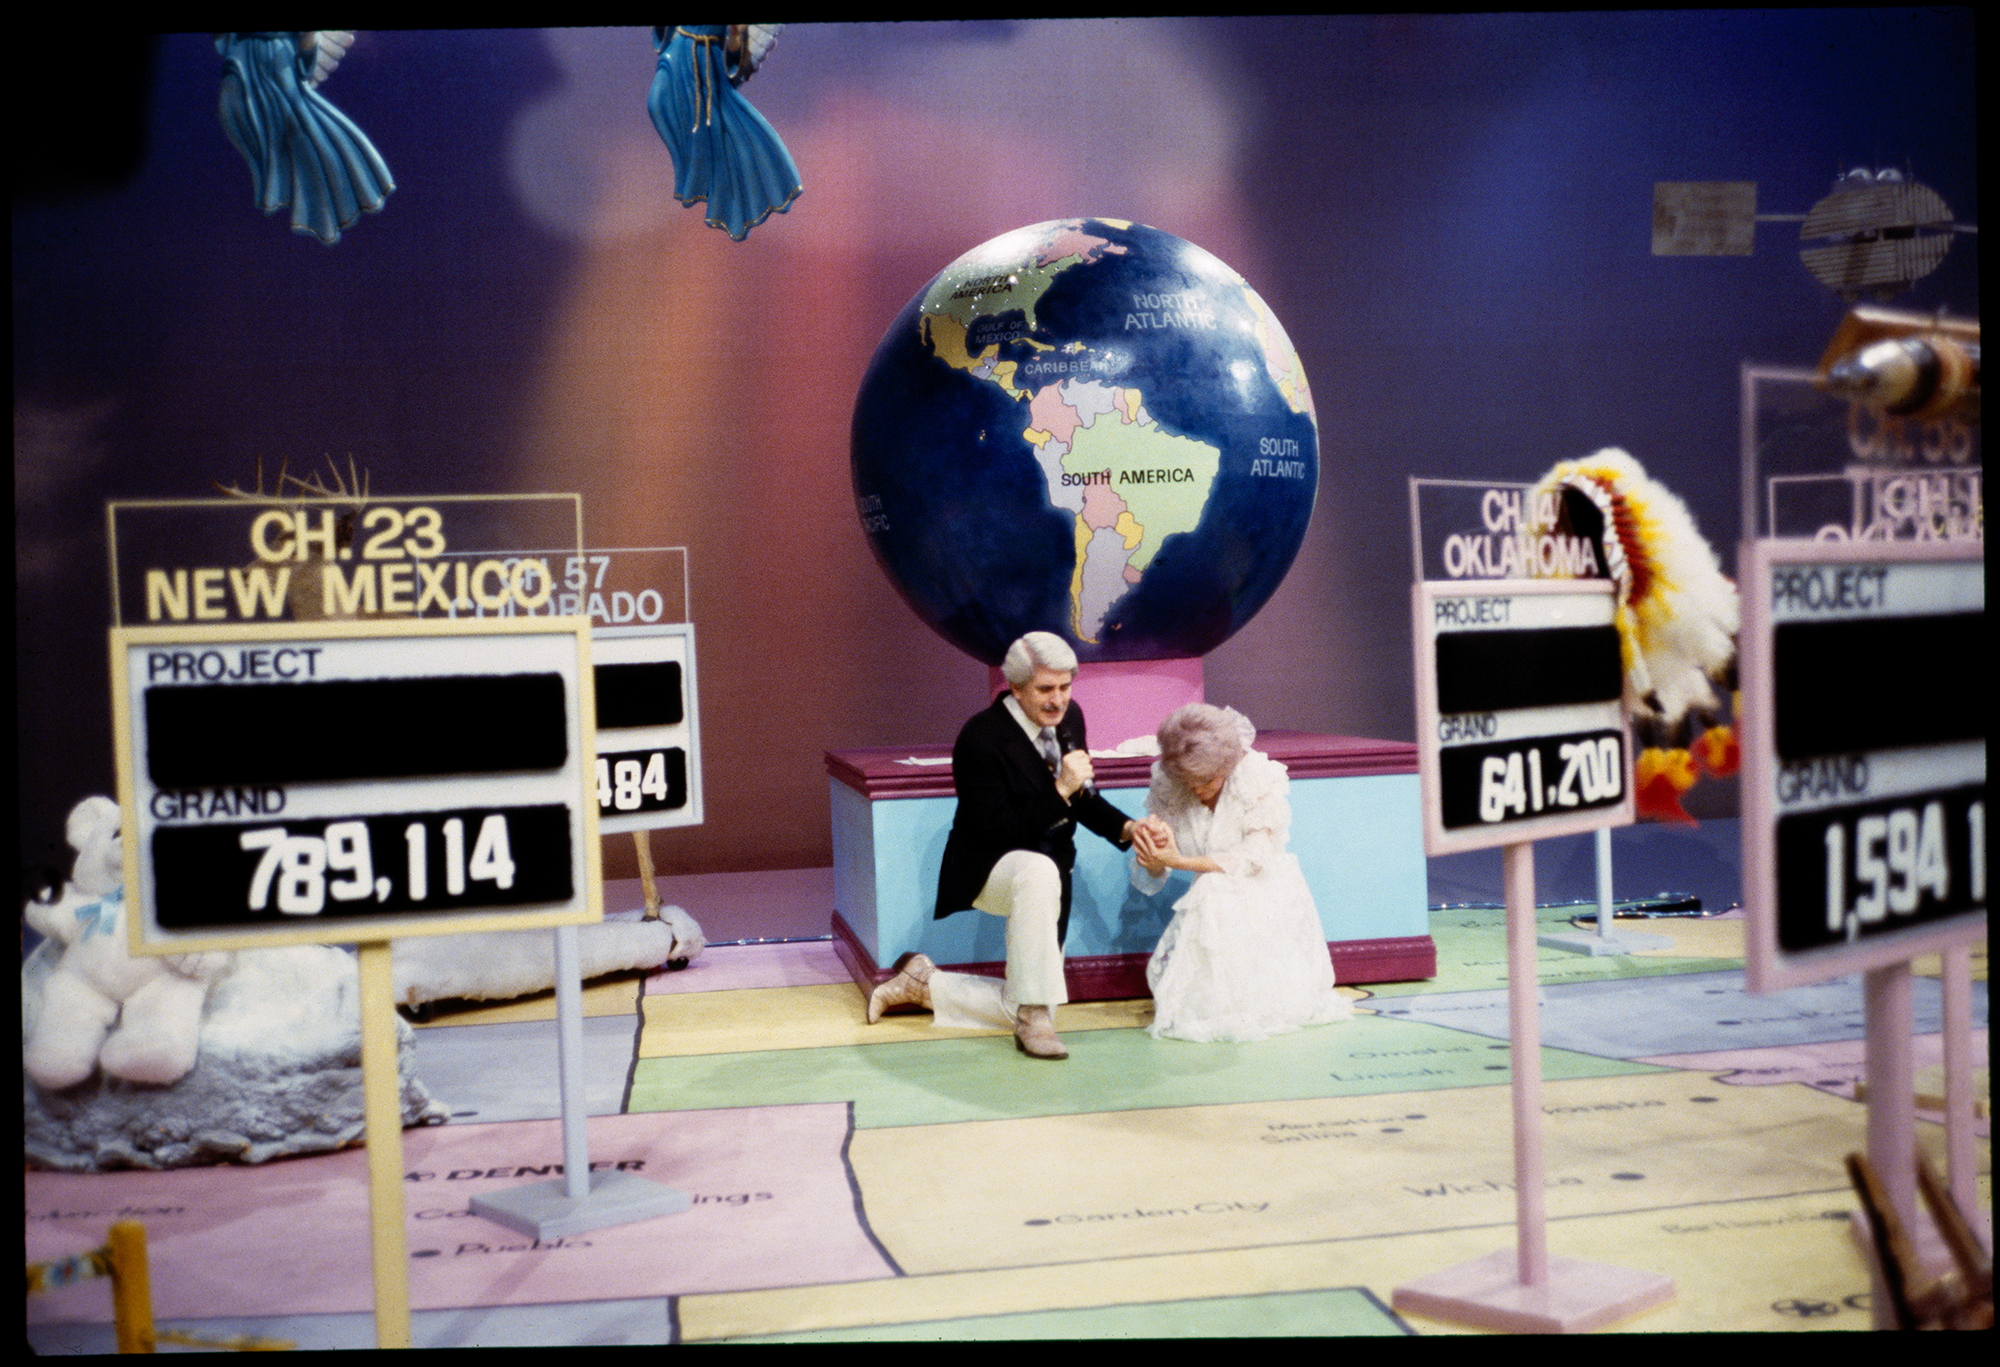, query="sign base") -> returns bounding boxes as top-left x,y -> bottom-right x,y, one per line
470,1171 -> 692,1240
1536,928 -> 1676,956
1393,1249 -> 1674,1334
